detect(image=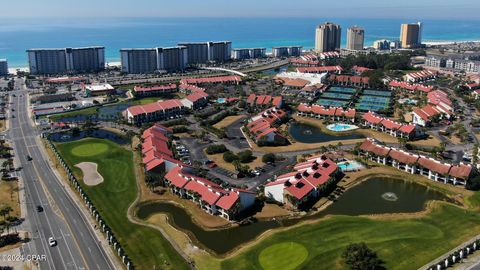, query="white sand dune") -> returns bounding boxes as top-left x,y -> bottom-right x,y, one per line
75,162 -> 104,186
